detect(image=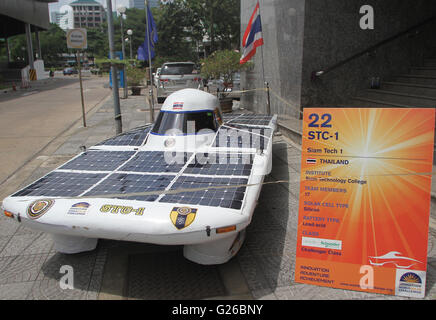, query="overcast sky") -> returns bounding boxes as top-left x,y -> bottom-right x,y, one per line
49,0 -> 131,13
